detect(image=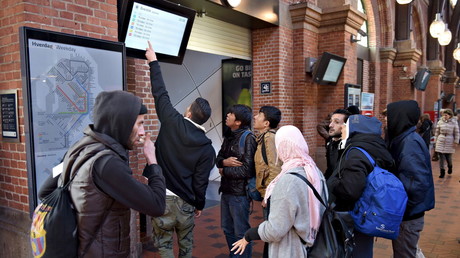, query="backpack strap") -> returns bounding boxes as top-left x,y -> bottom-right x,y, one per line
261,130 -> 276,165
289,172 -> 327,208
238,130 -> 252,155
347,147 -> 376,167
